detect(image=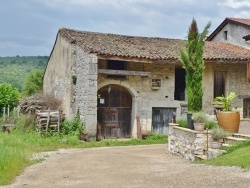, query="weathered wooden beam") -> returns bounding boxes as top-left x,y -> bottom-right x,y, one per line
98,69 -> 151,77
